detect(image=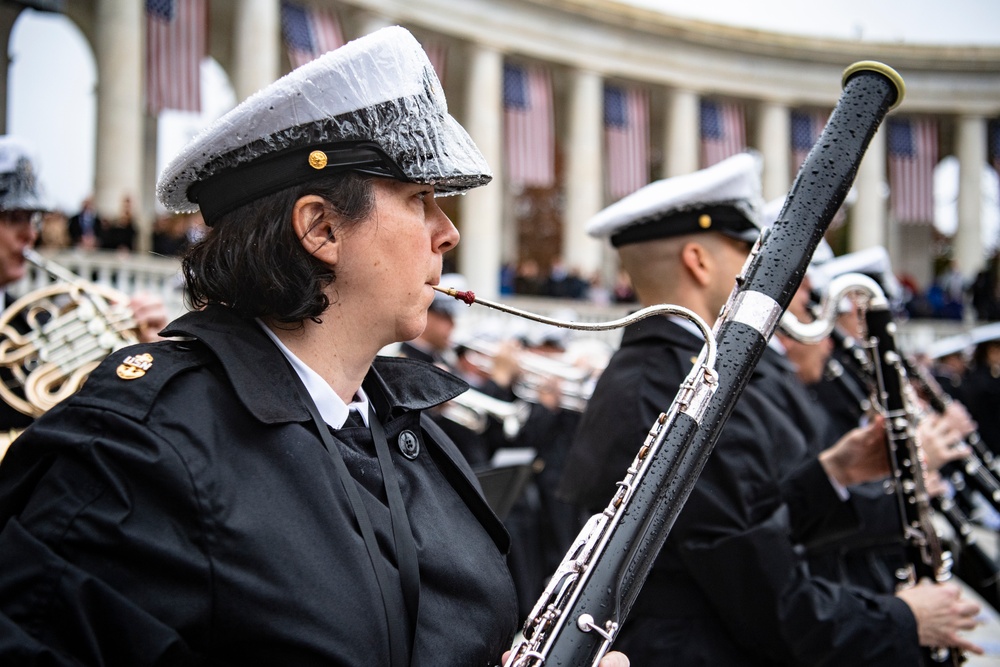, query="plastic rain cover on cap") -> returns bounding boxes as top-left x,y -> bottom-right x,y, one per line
0,136 -> 47,212
156,26 -> 491,216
